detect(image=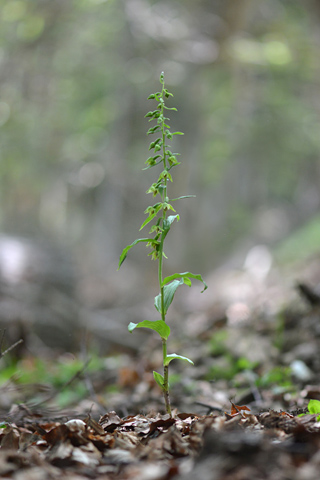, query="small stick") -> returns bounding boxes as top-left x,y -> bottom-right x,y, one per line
0,329 -> 6,352
0,329 -> 23,360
